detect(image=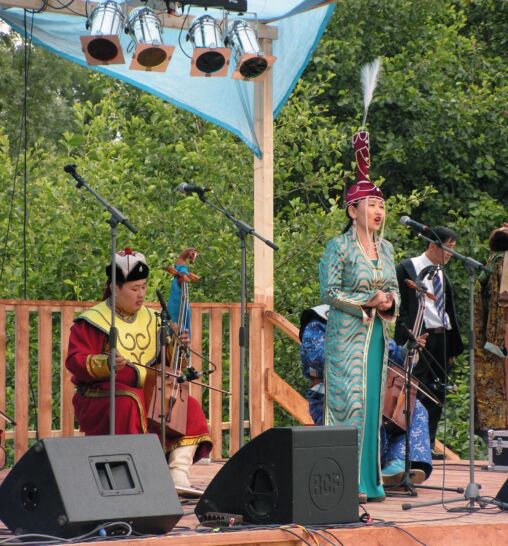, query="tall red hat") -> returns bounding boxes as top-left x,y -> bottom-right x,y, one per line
345,130 -> 383,208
